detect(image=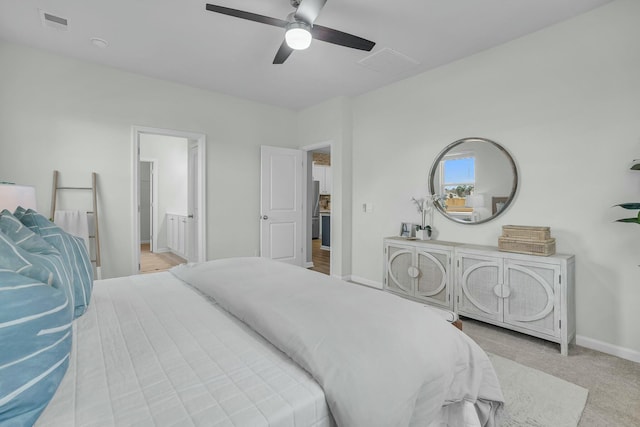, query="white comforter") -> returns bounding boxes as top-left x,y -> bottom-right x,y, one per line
37,271 -> 333,427
171,258 -> 504,427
